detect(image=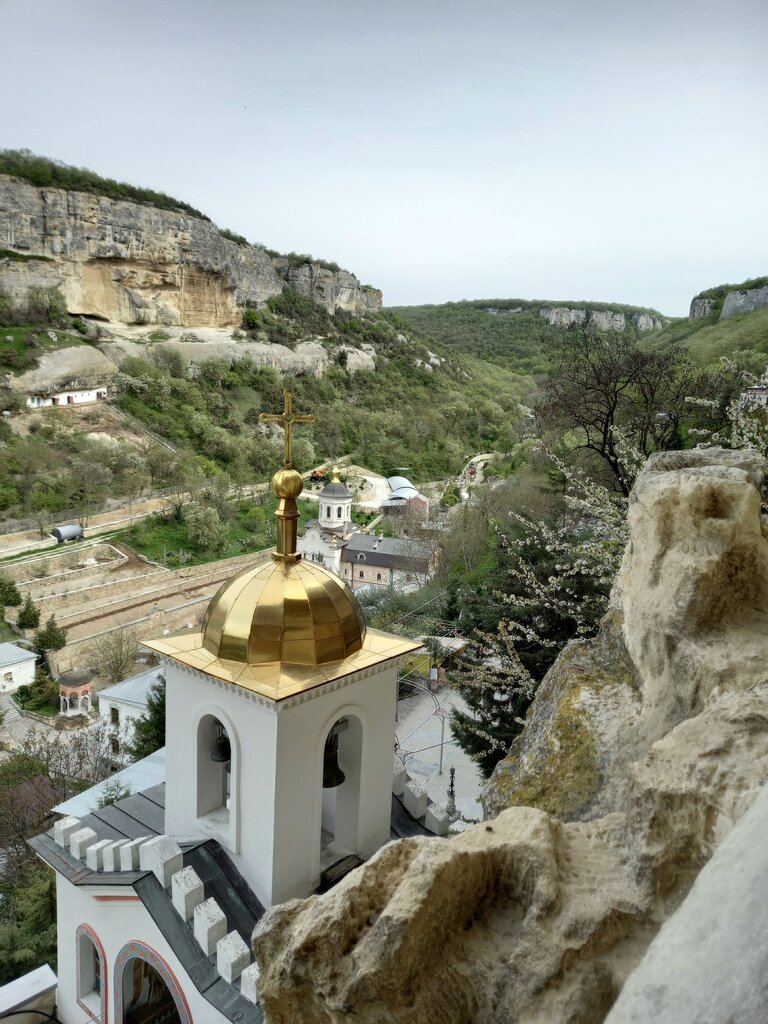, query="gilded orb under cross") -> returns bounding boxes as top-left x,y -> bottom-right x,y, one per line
259,390 -> 315,469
